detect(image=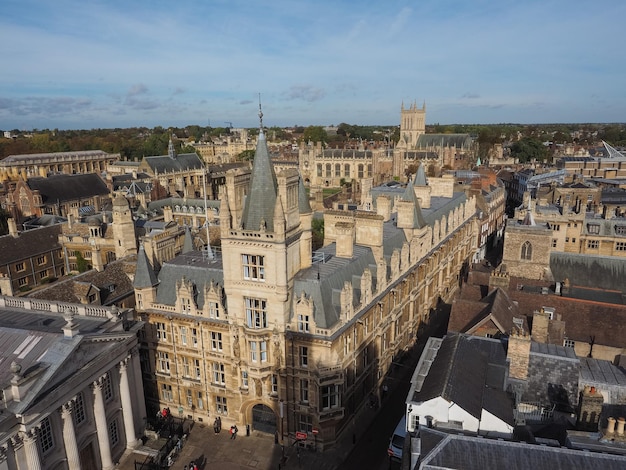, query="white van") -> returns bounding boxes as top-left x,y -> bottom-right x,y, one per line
387,415 -> 407,461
